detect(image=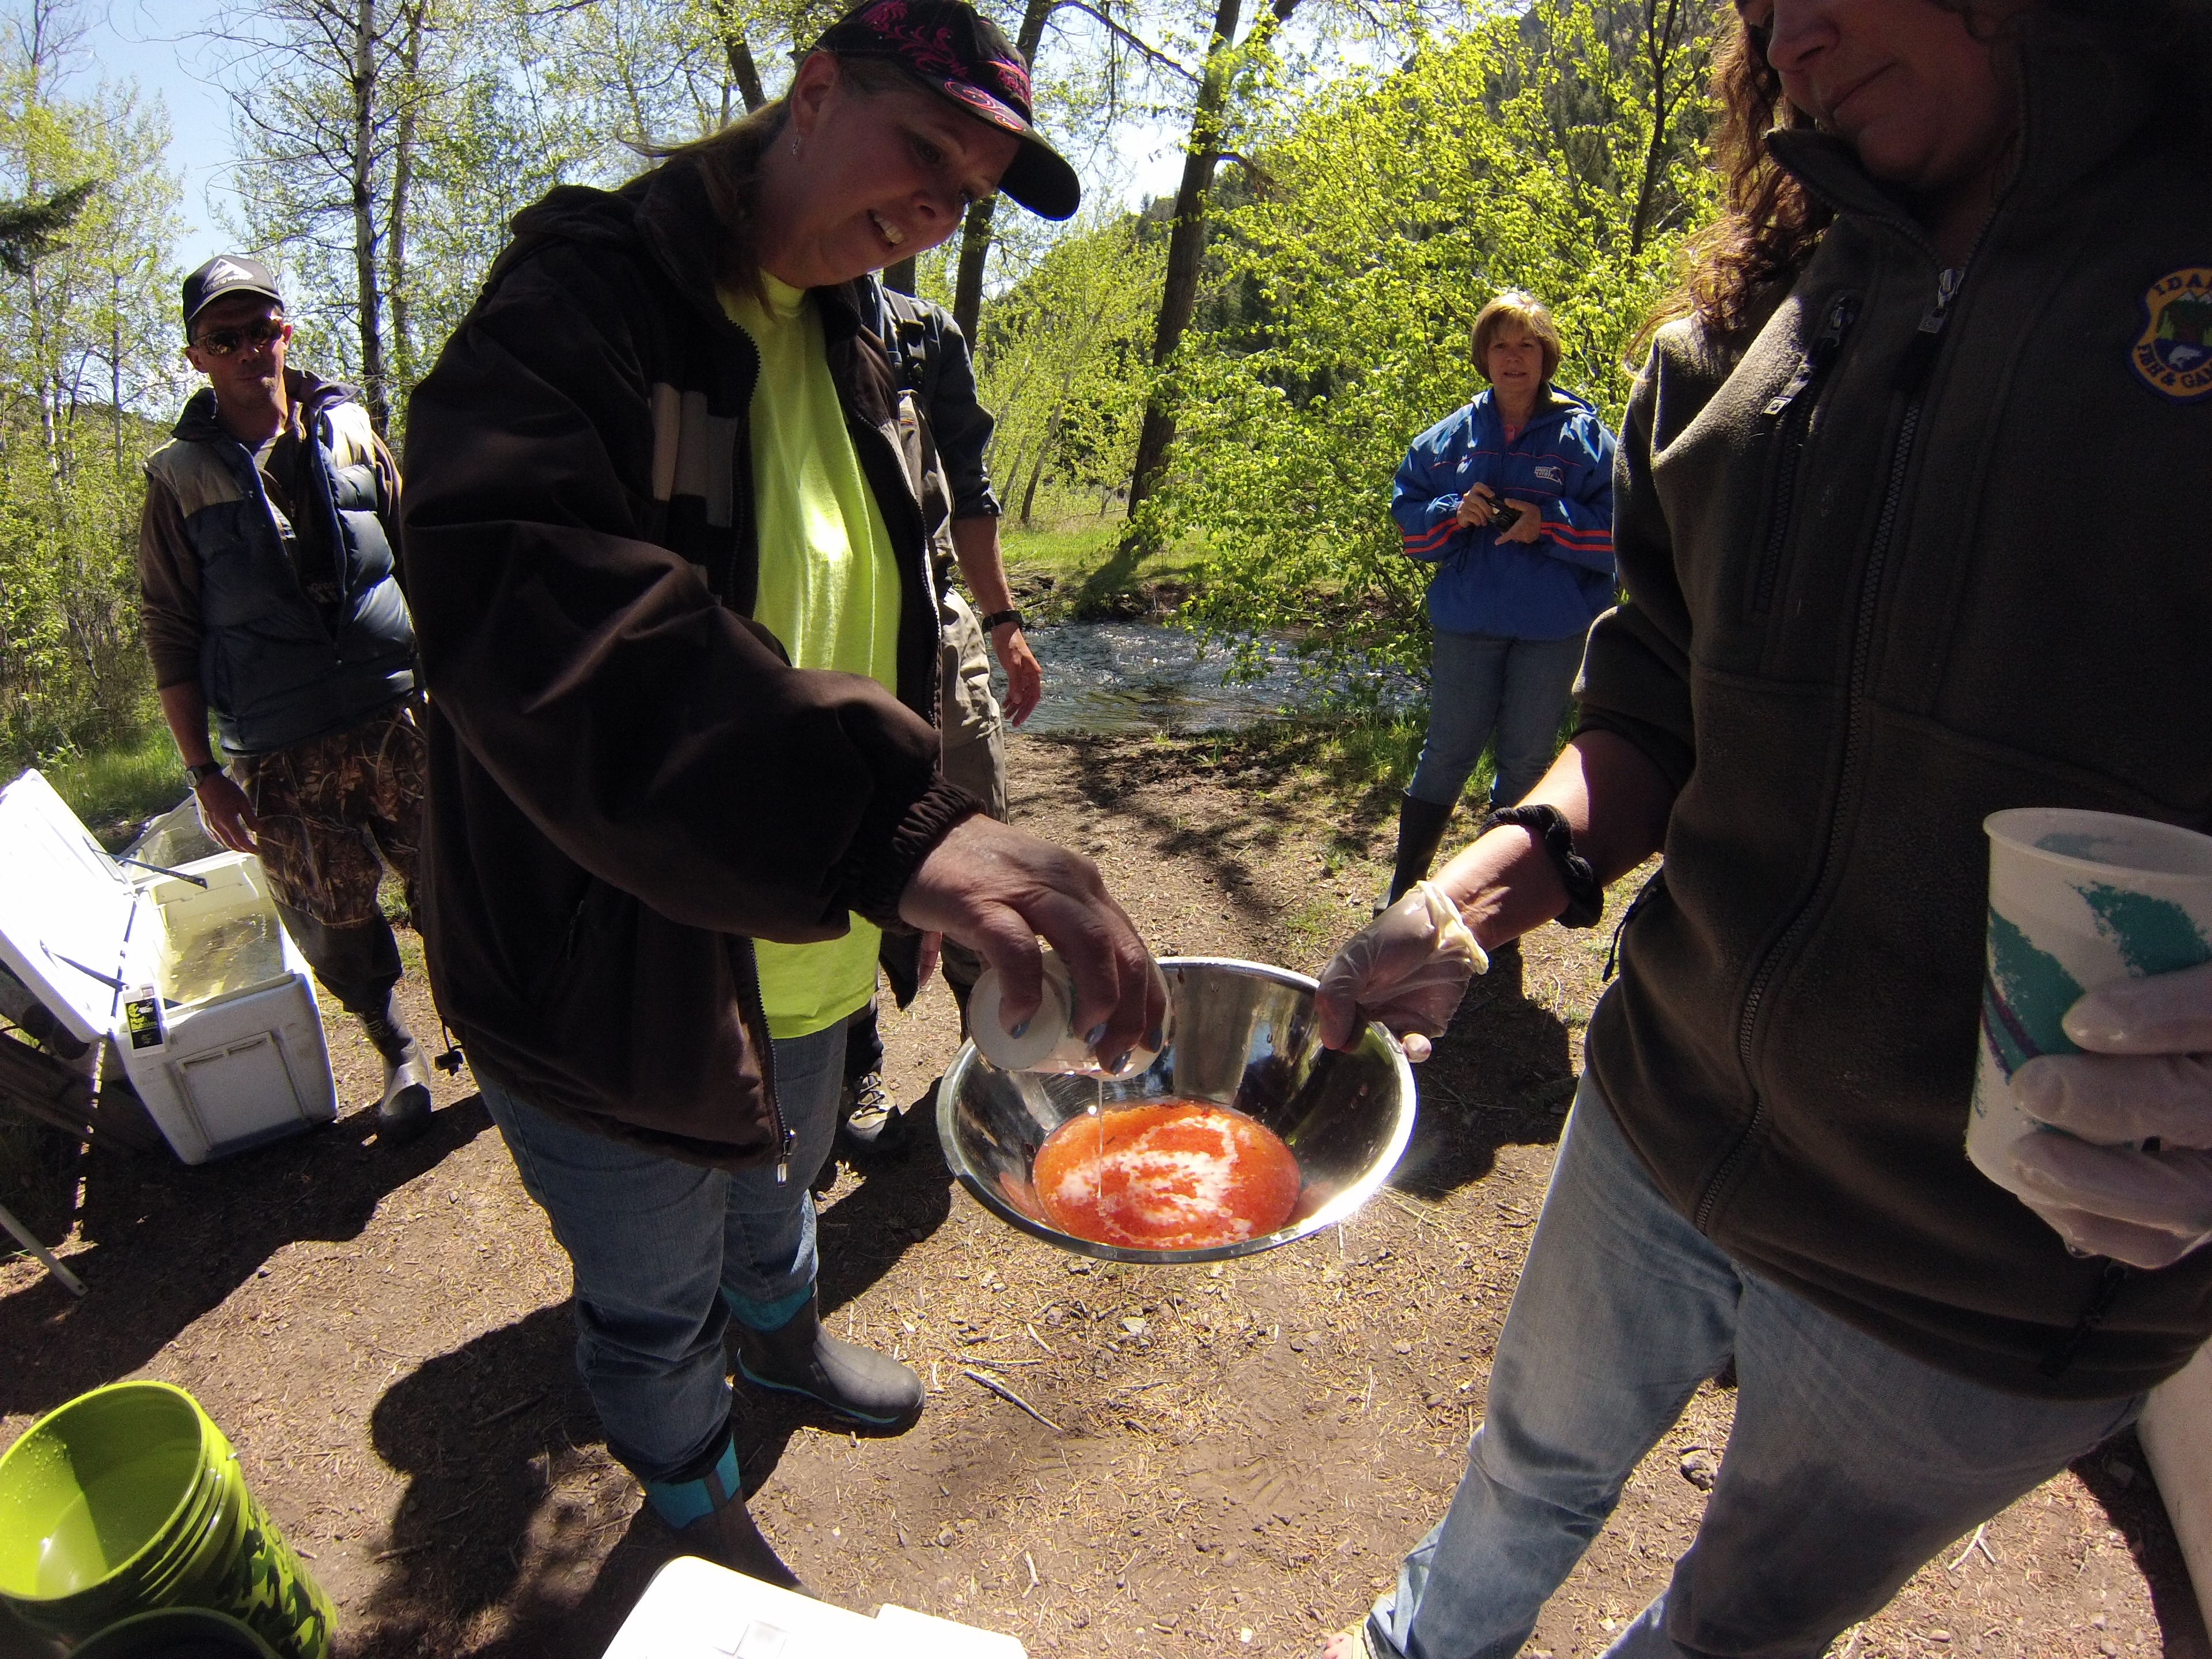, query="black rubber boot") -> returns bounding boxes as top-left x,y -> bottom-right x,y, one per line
359,997 -> 433,1144
673,1494 -> 805,1590
734,1293 -> 924,1431
1386,791 -> 1457,907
